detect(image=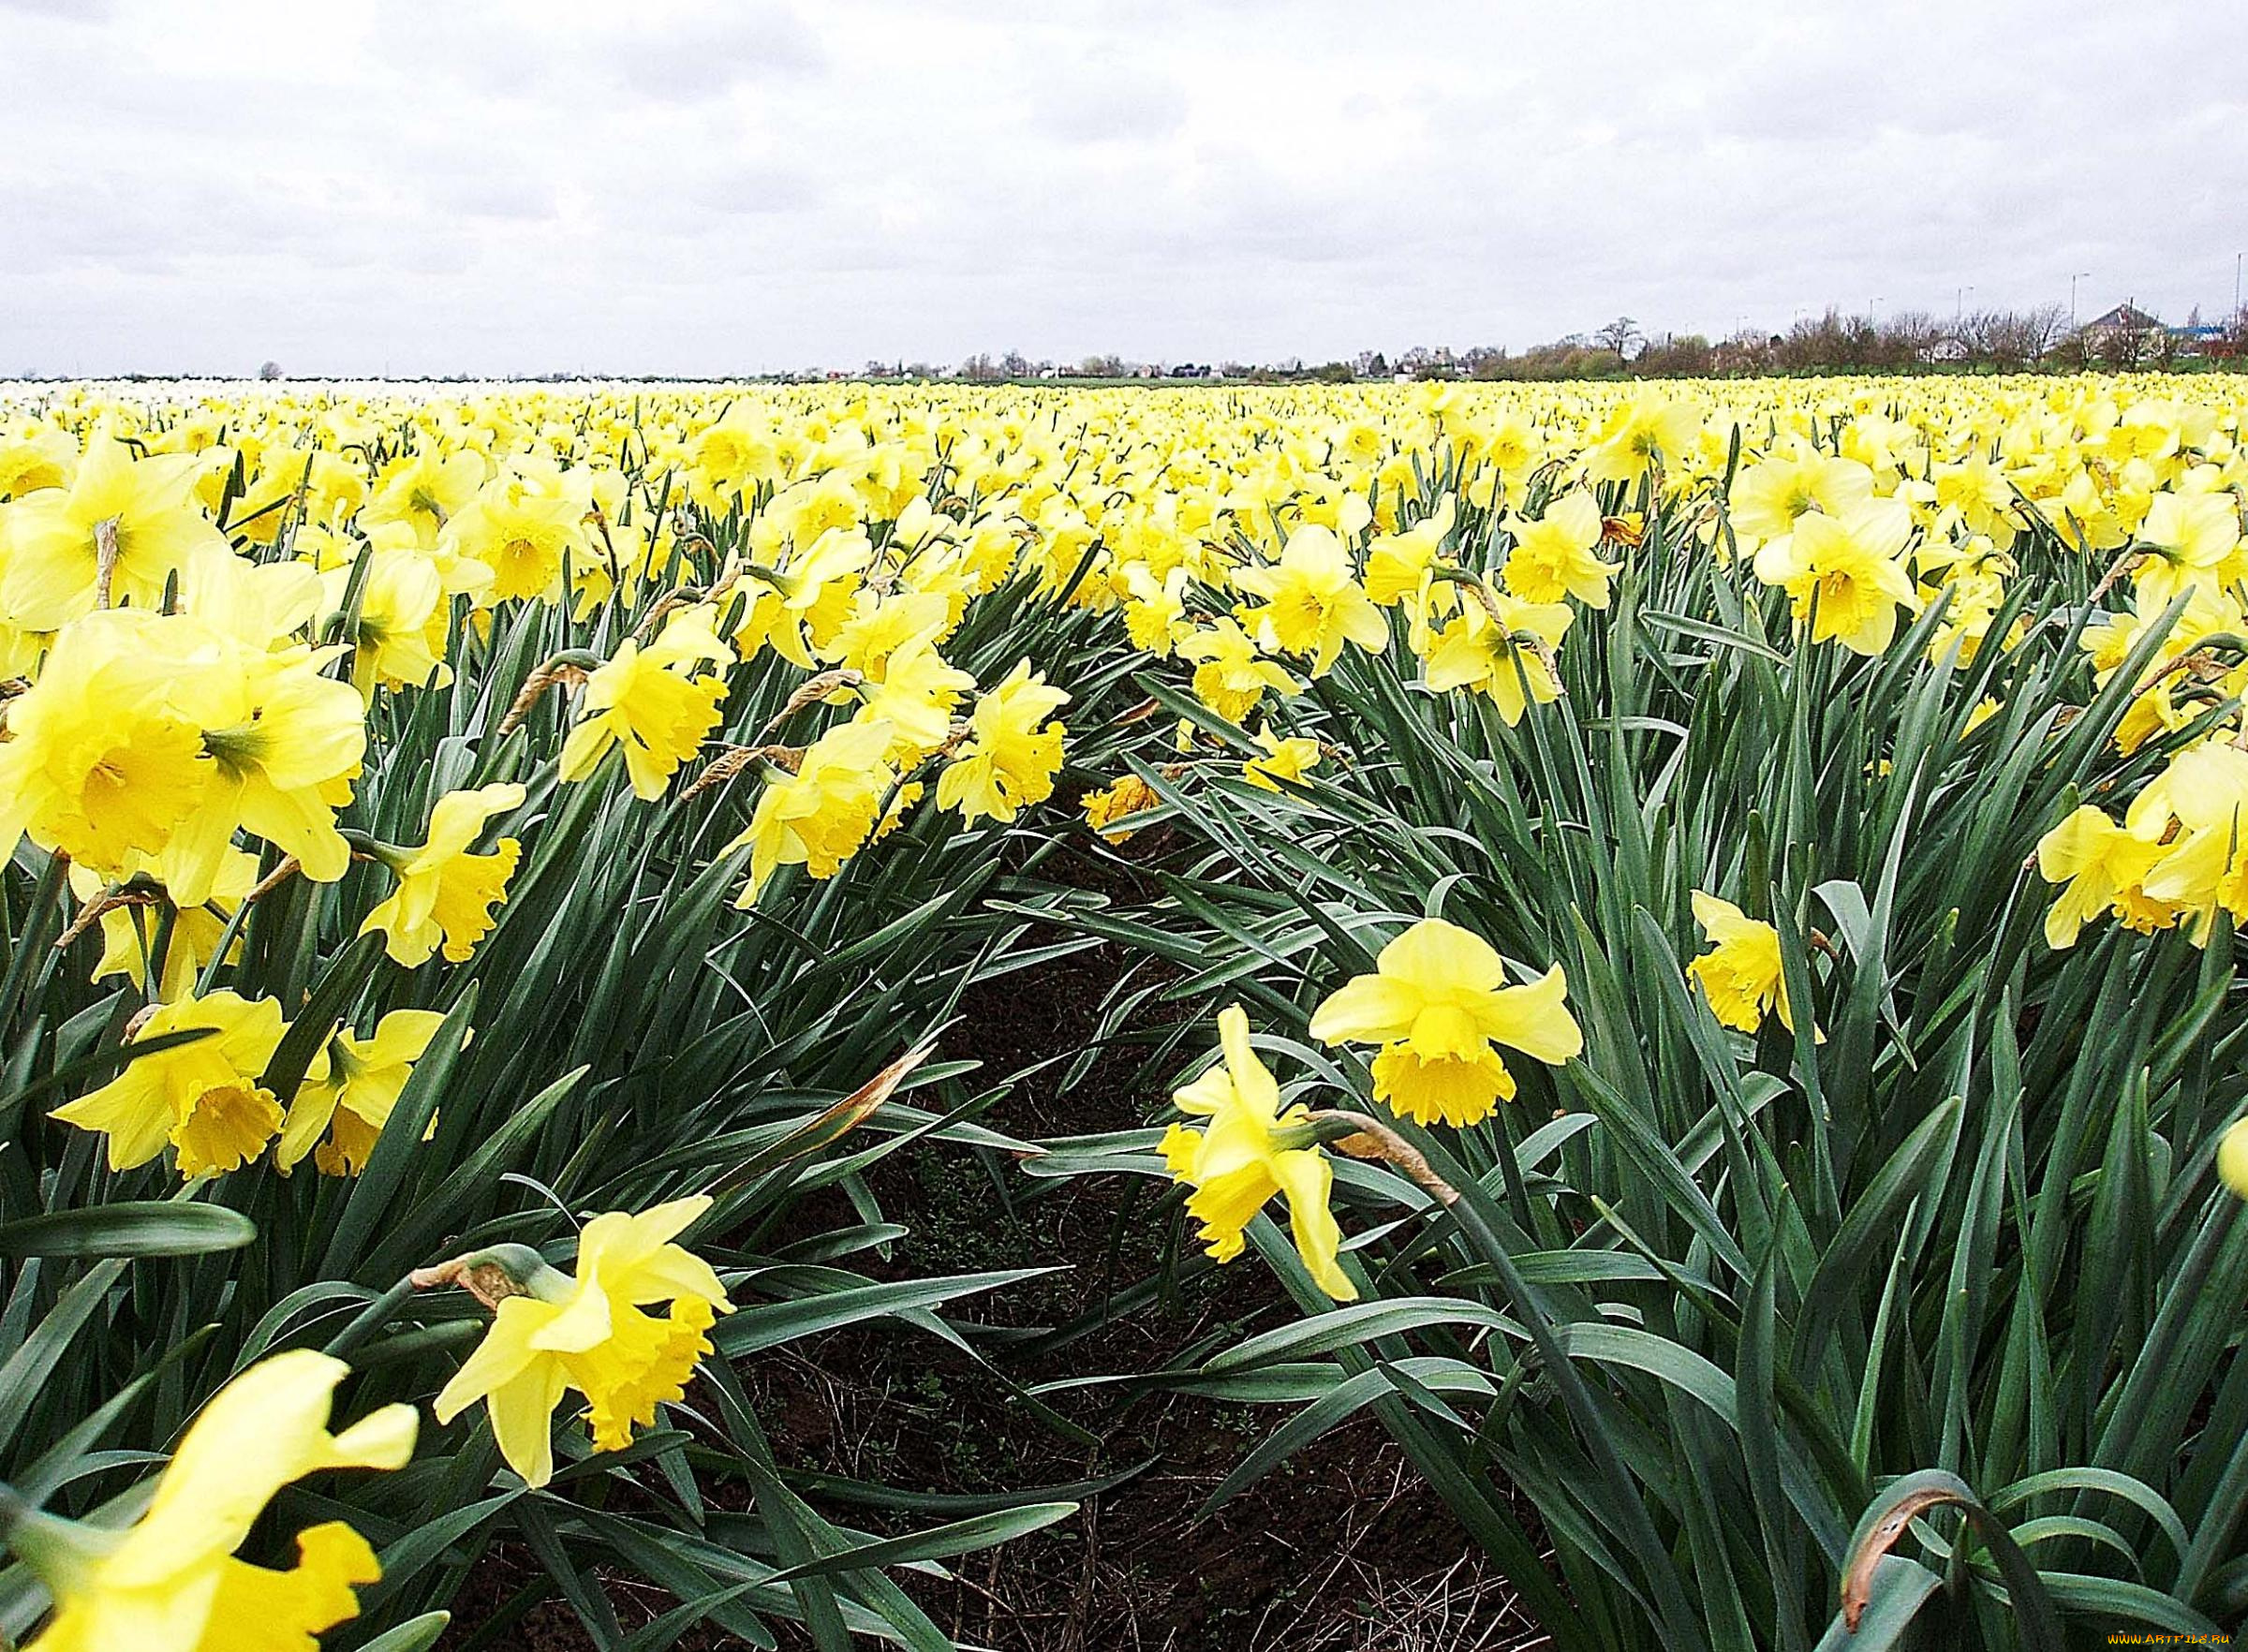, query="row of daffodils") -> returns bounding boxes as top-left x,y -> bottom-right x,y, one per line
1,371 -> 2245,1647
